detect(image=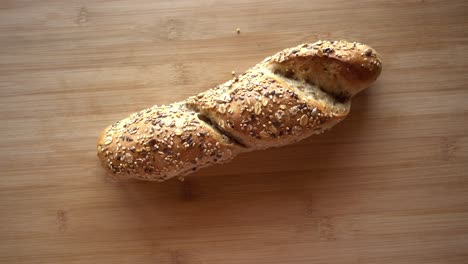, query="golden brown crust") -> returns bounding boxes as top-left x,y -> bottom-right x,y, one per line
186,67 -> 345,149
97,103 -> 242,181
268,40 -> 382,98
97,40 -> 382,181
